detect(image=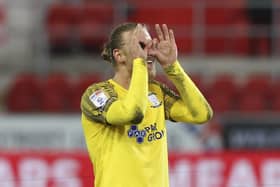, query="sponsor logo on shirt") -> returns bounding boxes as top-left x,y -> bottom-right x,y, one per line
89,90 -> 108,108
127,123 -> 164,144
